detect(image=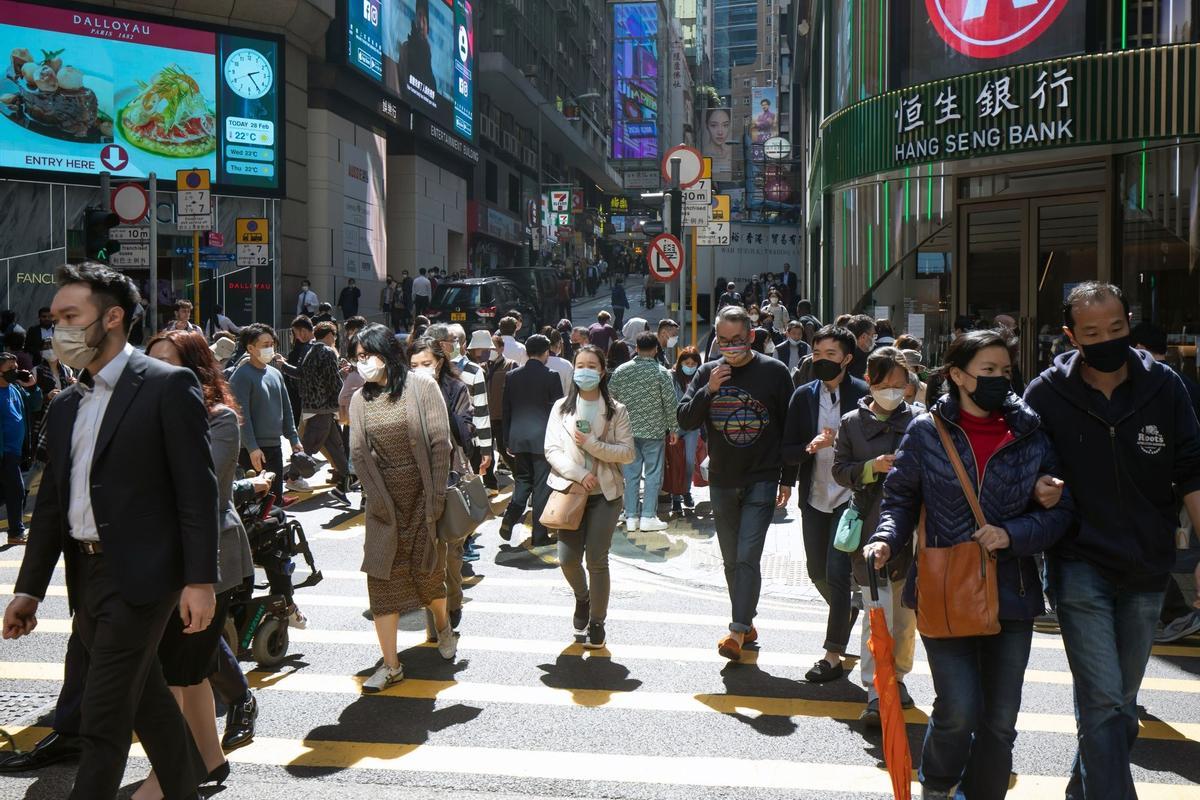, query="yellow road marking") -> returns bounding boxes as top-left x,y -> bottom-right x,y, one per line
3,725 -> 1195,799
